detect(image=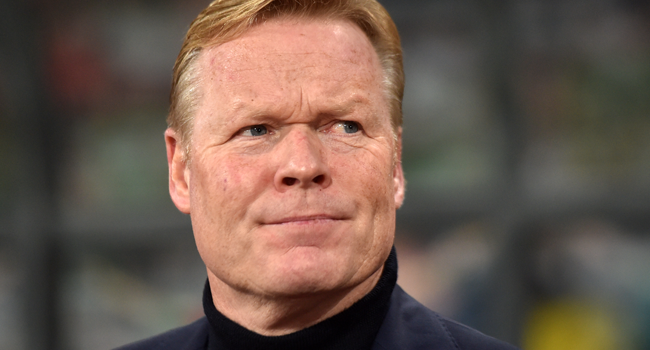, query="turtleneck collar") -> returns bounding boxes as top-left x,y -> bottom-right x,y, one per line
202,247 -> 398,350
